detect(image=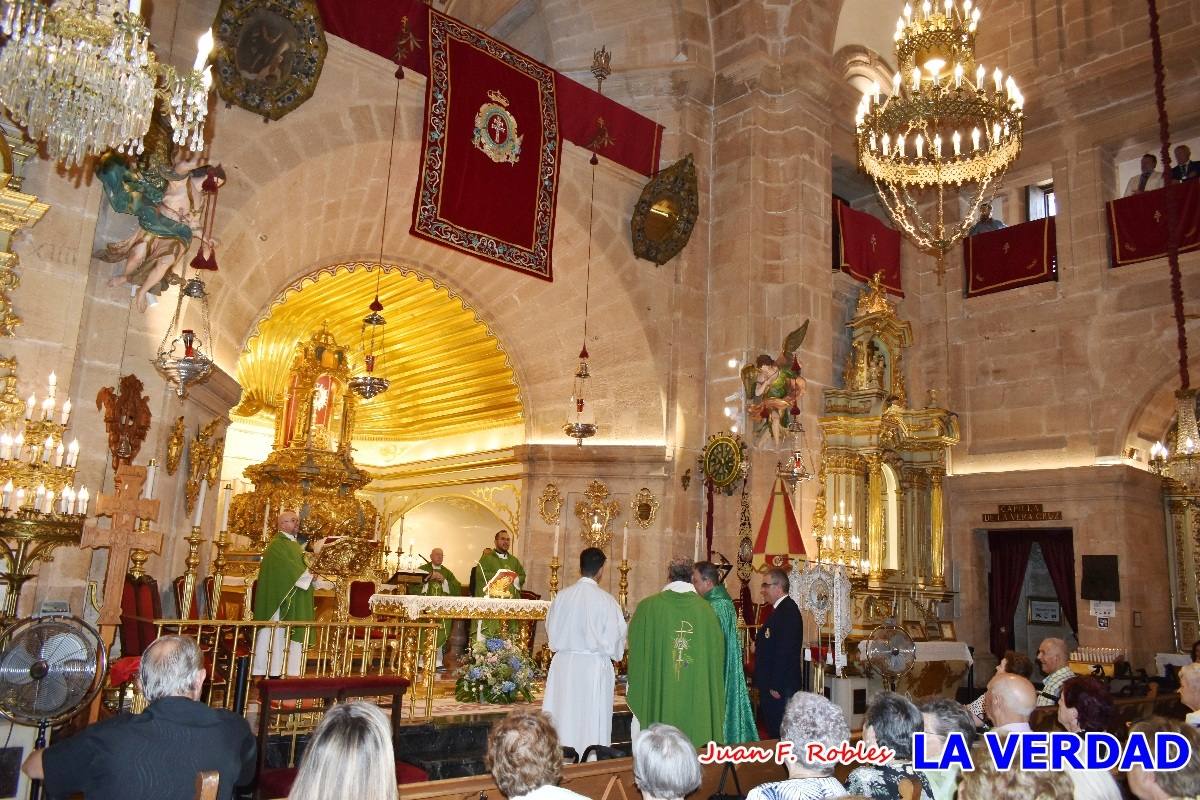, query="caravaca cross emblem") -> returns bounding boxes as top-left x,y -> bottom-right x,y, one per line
672,620 -> 694,679
473,89 -> 523,165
